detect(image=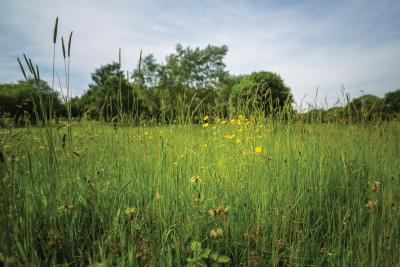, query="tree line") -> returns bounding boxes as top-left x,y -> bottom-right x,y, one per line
1,44 -> 399,126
